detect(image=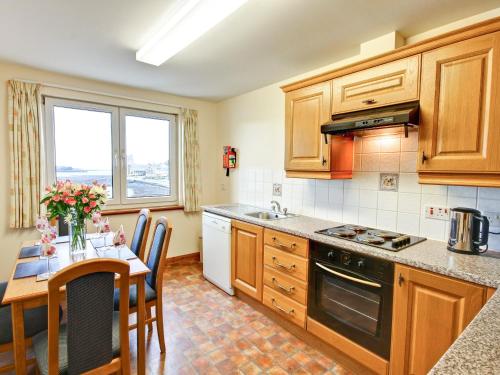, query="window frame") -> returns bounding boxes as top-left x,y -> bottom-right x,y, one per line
43,97 -> 179,209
